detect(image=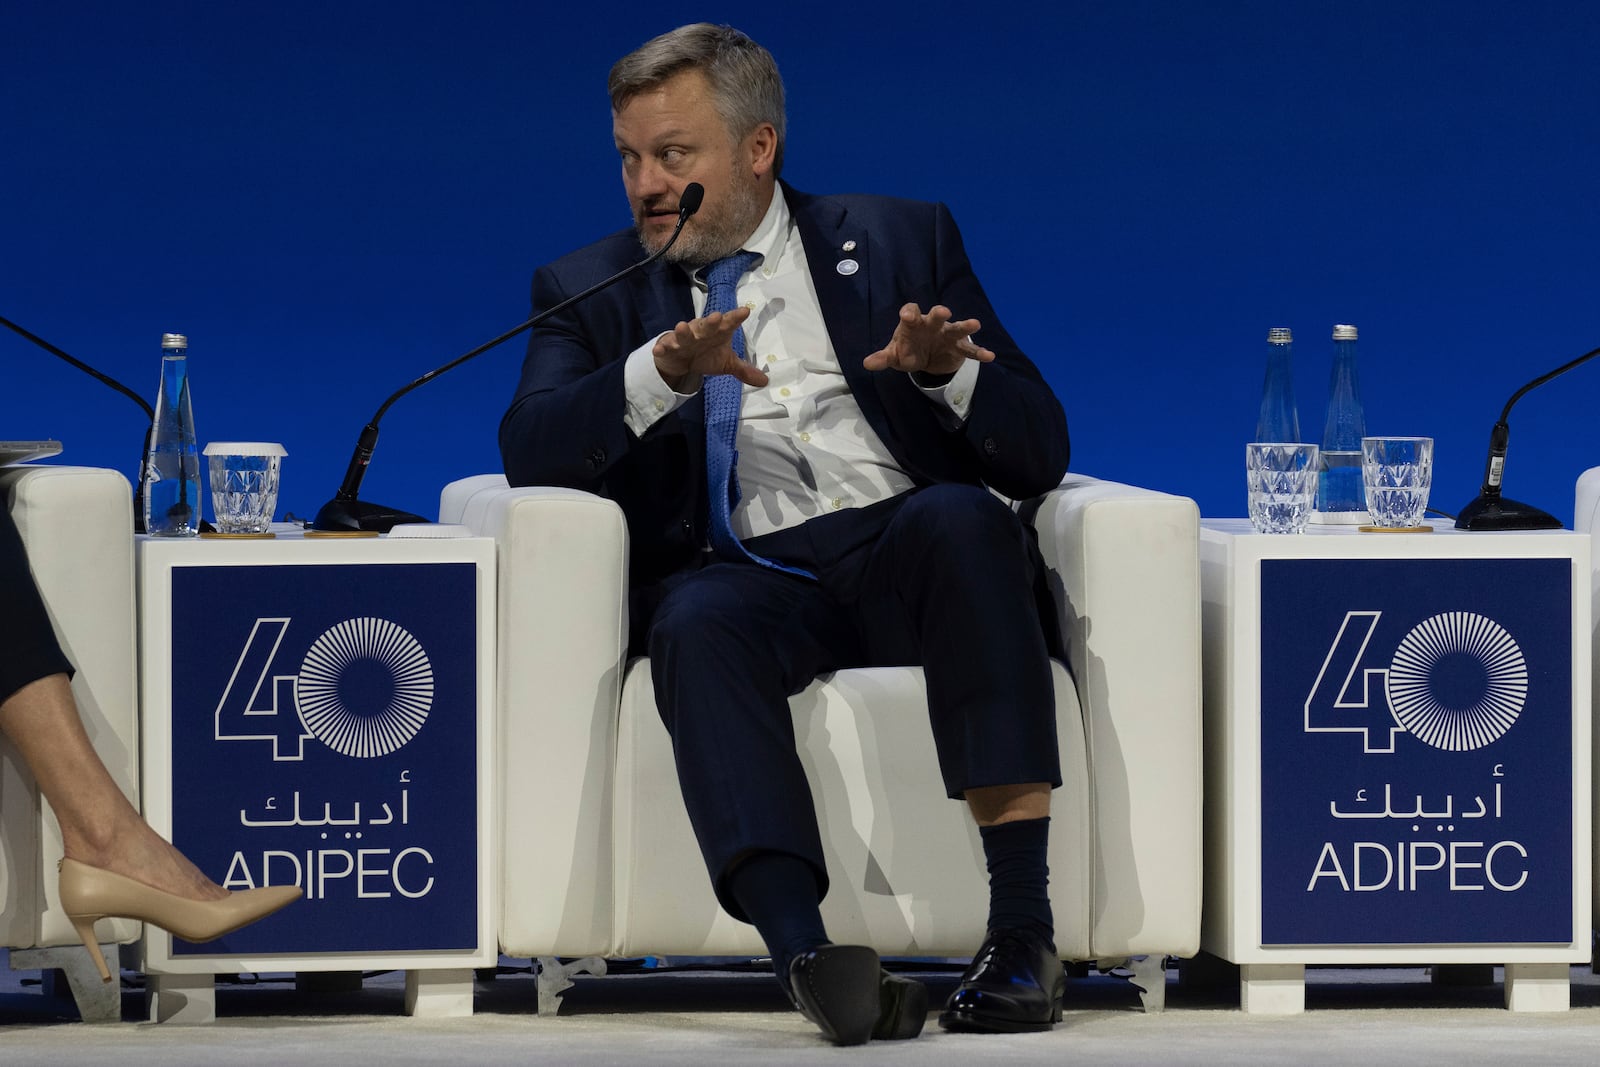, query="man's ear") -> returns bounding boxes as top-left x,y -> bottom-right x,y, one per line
747,122 -> 778,177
